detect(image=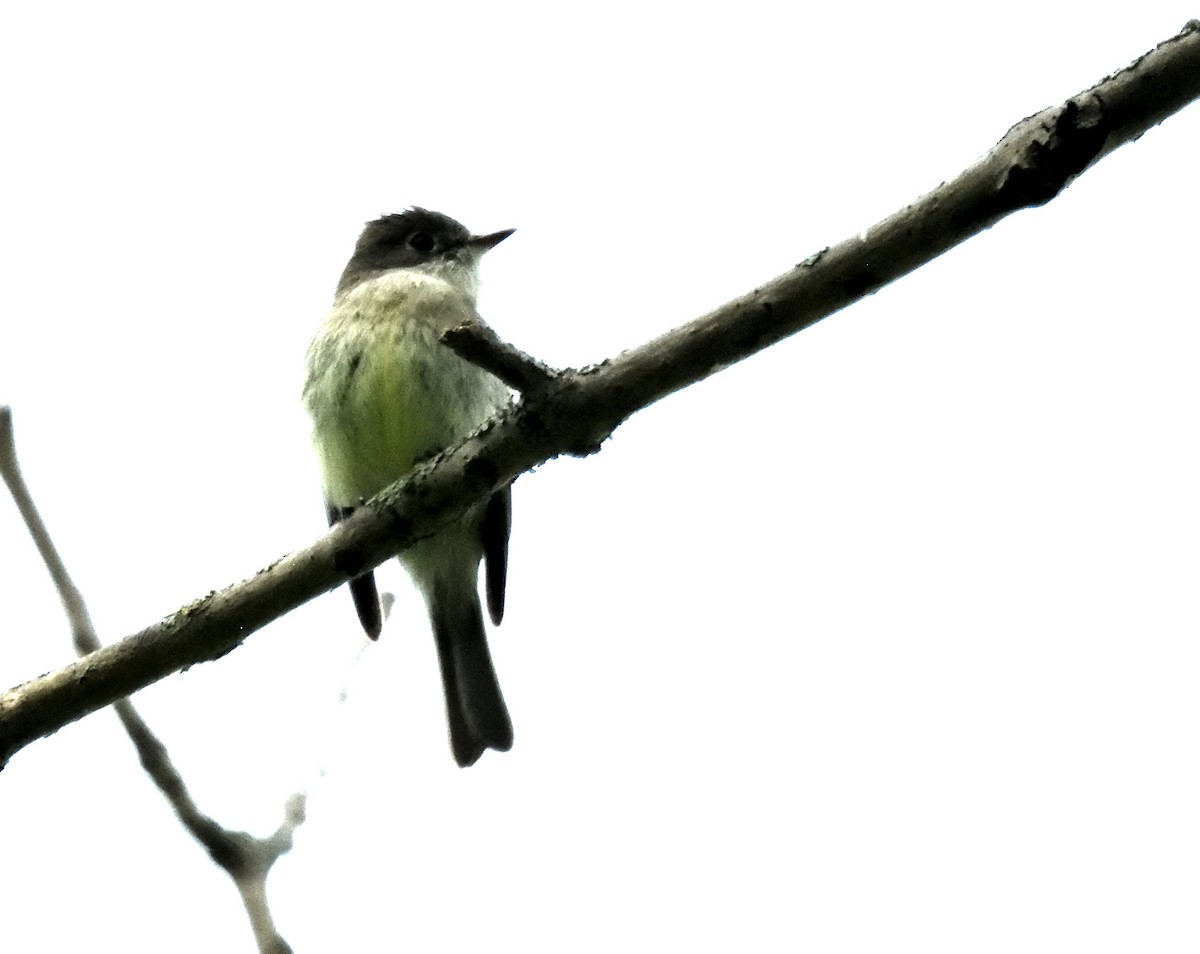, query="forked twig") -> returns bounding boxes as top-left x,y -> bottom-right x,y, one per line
0,406 -> 301,954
